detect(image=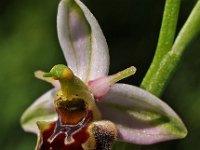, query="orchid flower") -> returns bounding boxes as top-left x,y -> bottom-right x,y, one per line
21,0 -> 187,149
